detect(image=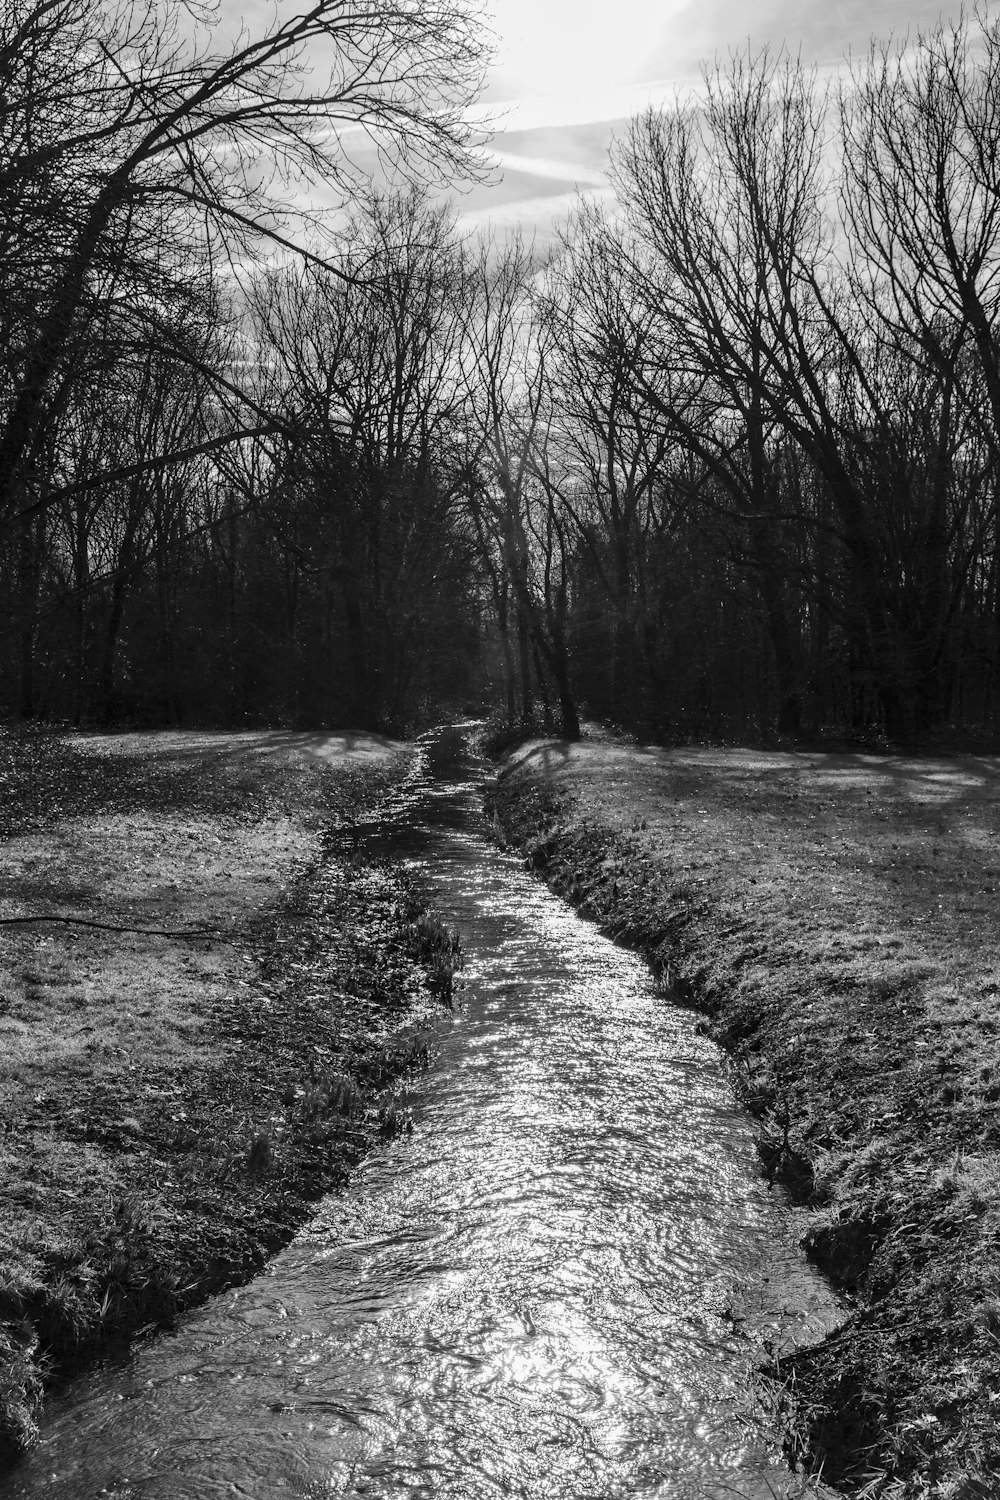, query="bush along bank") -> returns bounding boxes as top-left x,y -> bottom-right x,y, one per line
486,742 -> 1000,1499
0,730 -> 460,1471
